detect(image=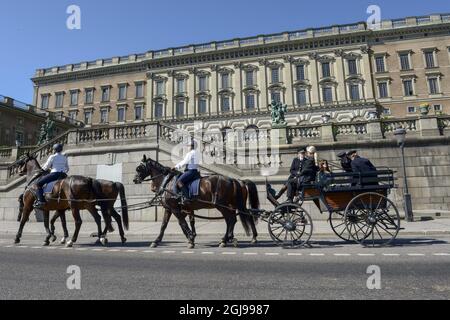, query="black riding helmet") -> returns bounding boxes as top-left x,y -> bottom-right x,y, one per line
53,143 -> 64,153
